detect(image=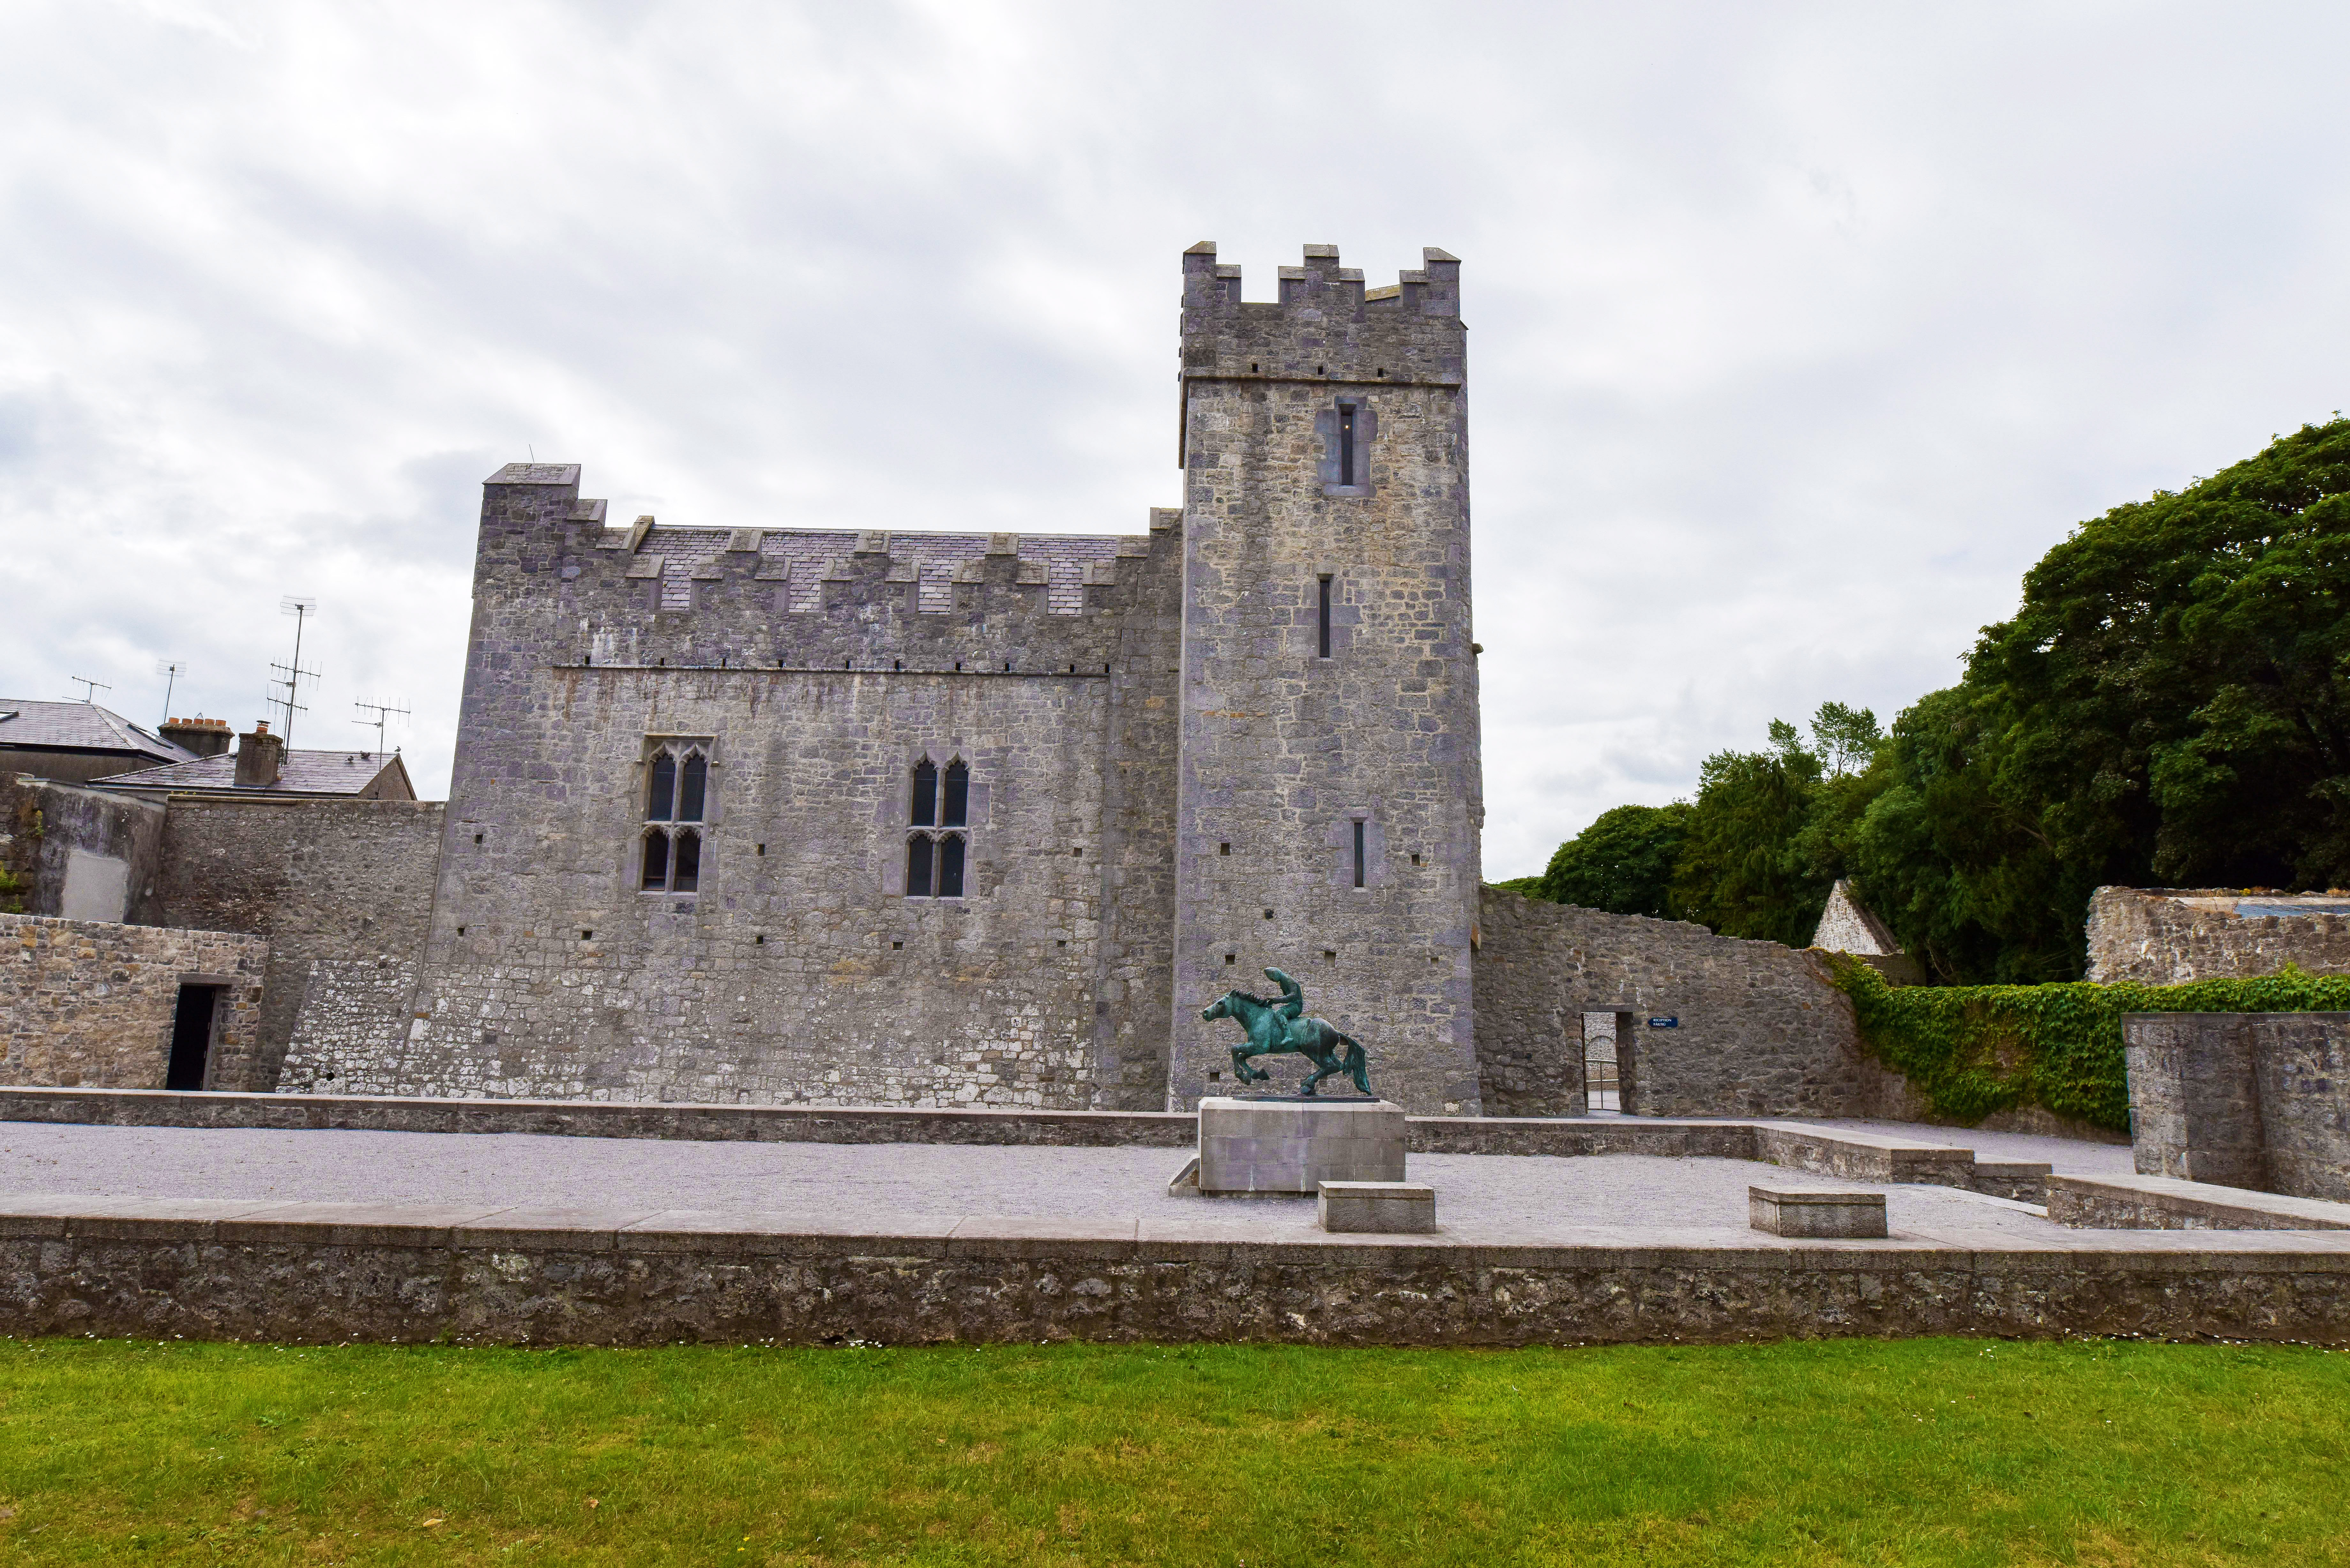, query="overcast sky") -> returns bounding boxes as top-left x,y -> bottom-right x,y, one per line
4,1 -> 2345,876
